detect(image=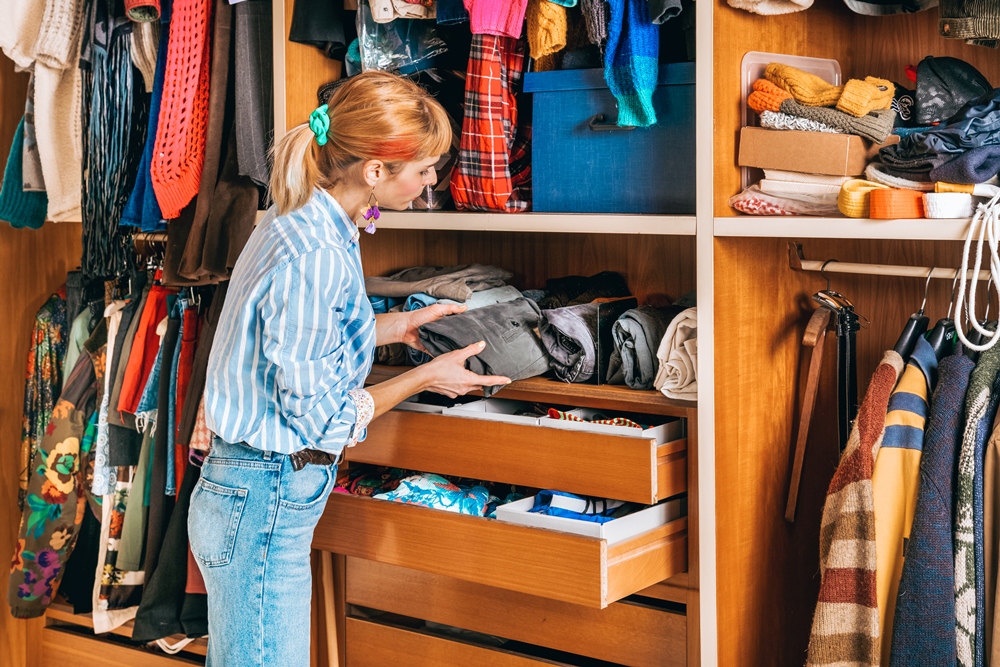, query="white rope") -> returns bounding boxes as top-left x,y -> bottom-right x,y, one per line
955,188 -> 1000,352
